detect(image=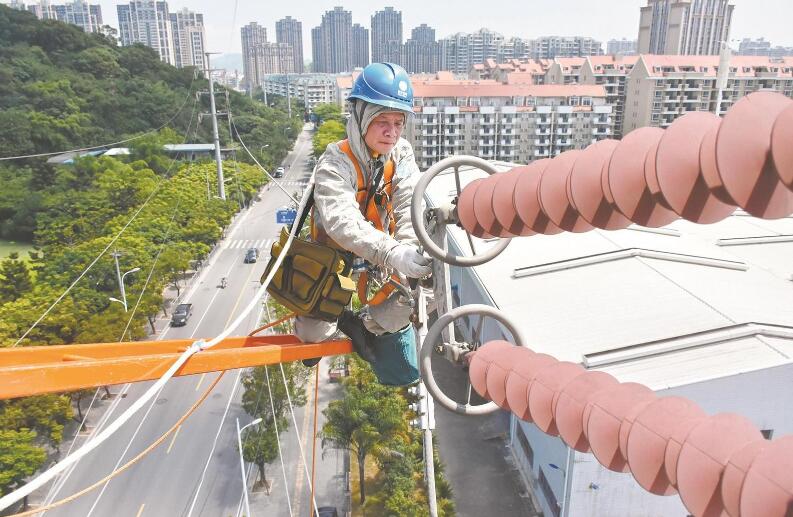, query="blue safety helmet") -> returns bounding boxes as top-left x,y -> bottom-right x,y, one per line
348,62 -> 414,115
